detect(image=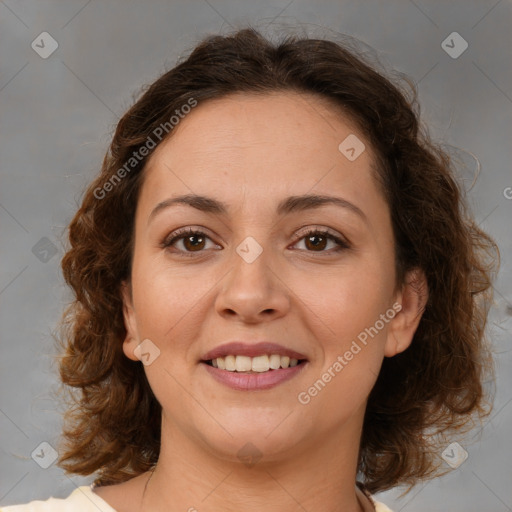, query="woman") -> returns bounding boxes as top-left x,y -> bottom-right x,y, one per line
1,27 -> 497,512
